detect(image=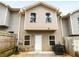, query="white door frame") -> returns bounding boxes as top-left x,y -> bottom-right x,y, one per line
35,34 -> 42,52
